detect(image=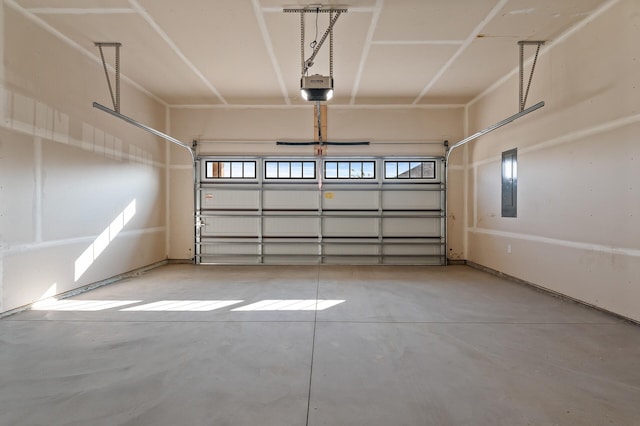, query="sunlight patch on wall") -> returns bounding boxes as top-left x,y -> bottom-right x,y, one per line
232,299 -> 345,311
74,199 -> 136,281
120,300 -> 243,312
